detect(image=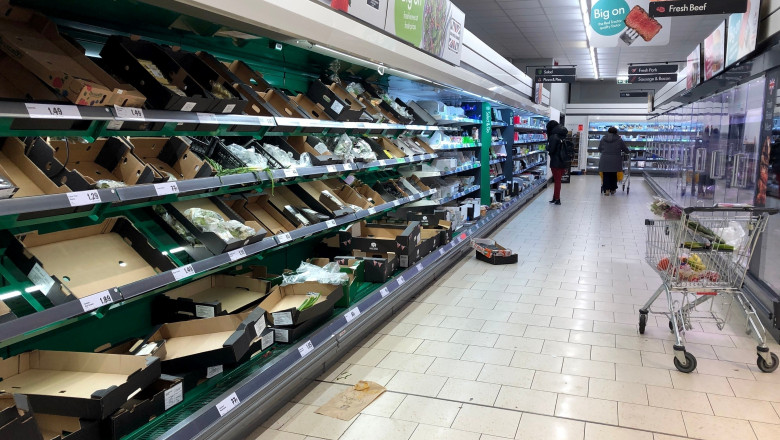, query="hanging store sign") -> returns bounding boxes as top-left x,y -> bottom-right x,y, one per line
319,0 -> 465,65
648,1 -> 748,17
534,68 -> 576,83
628,64 -> 678,75
620,91 -> 649,97
628,73 -> 677,83
384,0 -> 465,65
588,0 -> 671,47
